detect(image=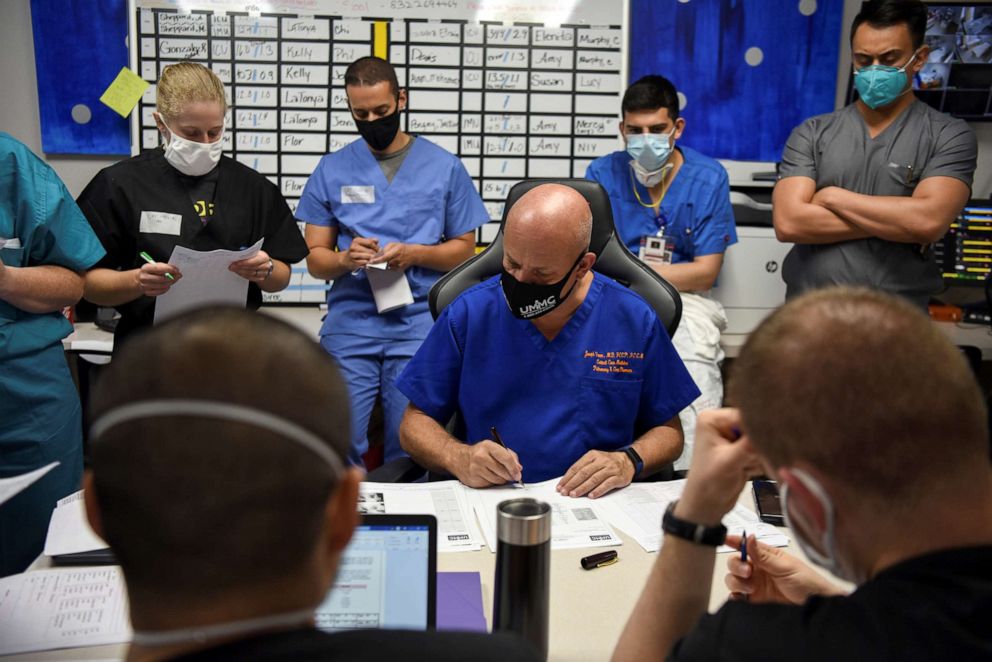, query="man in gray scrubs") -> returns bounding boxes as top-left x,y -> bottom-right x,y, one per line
773,0 -> 977,309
